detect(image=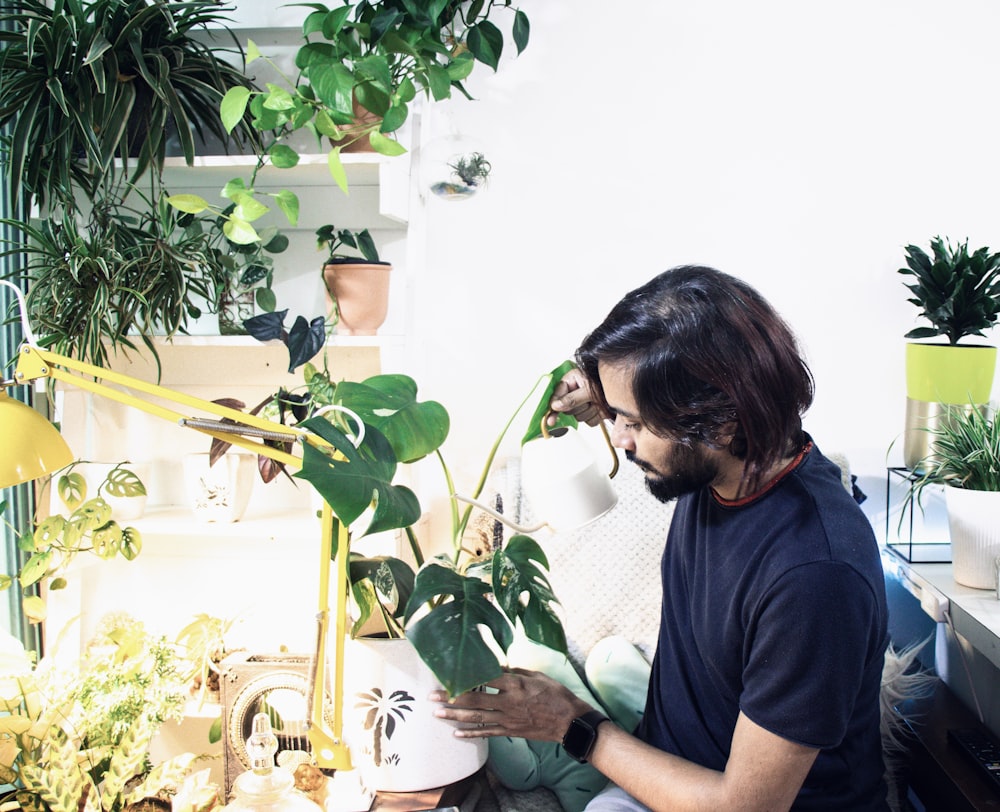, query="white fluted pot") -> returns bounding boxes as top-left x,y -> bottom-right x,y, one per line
945,485 -> 1000,589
